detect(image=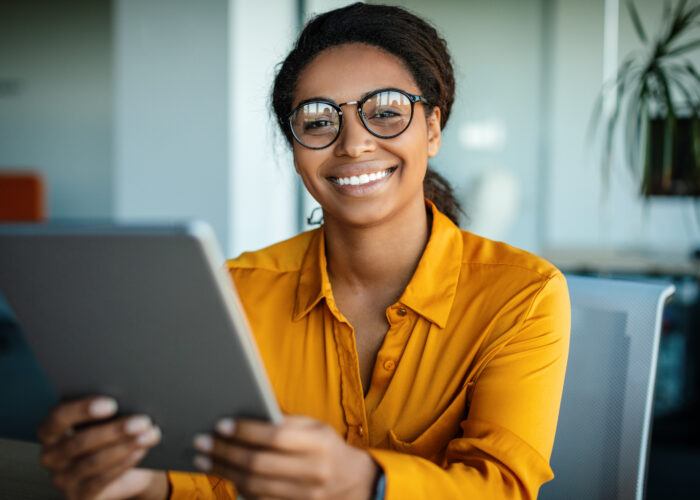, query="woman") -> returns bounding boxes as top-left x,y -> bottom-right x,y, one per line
37,3 -> 570,499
